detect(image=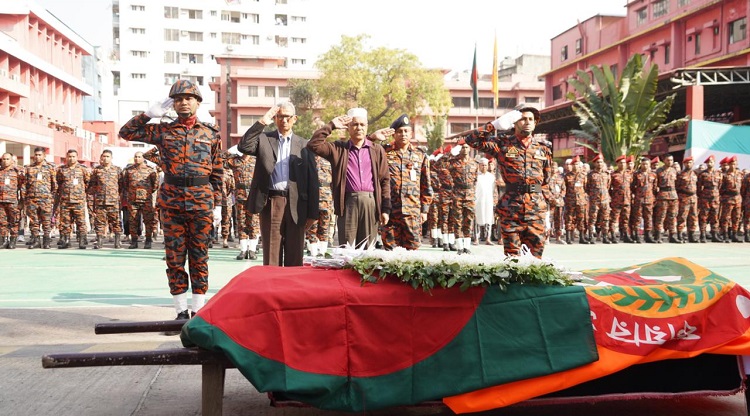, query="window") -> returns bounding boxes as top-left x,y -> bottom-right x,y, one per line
131,110 -> 143,116
131,5 -> 145,11
694,32 -> 701,54
265,86 -> 275,97
164,6 -> 178,18
276,36 -> 288,47
186,9 -> 203,19
291,37 -> 307,44
186,31 -> 203,41
636,7 -> 648,26
131,50 -> 148,58
653,0 -> 669,18
575,38 -> 582,55
278,87 -> 291,97
164,51 -> 179,64
524,97 -> 540,104
247,13 -> 260,23
246,35 -> 259,45
247,86 -> 258,97
729,17 -> 747,44
183,53 -> 203,64
560,45 -> 568,61
291,16 -> 306,23
164,73 -> 179,85
130,28 -> 145,34
451,97 -> 470,107
649,49 -> 657,62
210,10 -> 217,17
164,29 -> 179,41
222,32 -> 241,44
275,14 -> 288,25
552,85 -> 563,101
450,123 -> 471,134
240,115 -> 260,126
186,76 -> 204,85
221,11 -> 241,22
610,64 -> 618,80
477,98 -> 494,108
664,44 -> 671,64
131,73 -> 146,79
678,0 -> 690,7
210,32 -> 217,39
290,58 -> 307,65
498,98 -> 518,108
